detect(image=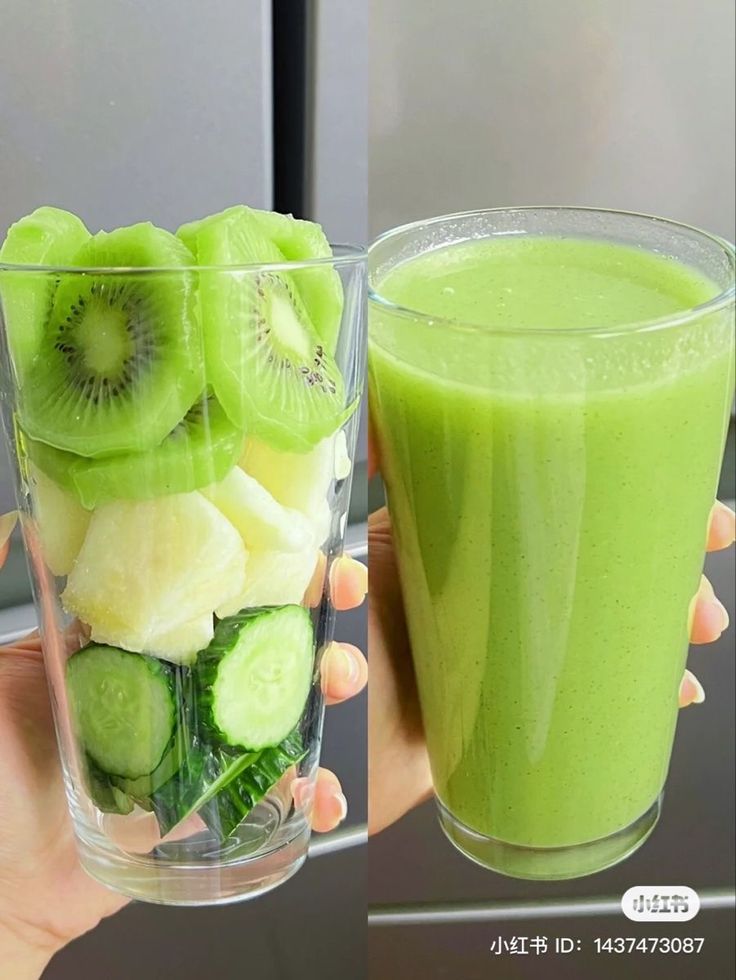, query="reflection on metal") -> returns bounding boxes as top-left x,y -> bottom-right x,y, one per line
368,889 -> 735,926
308,823 -> 367,858
345,522 -> 367,558
0,602 -> 36,644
